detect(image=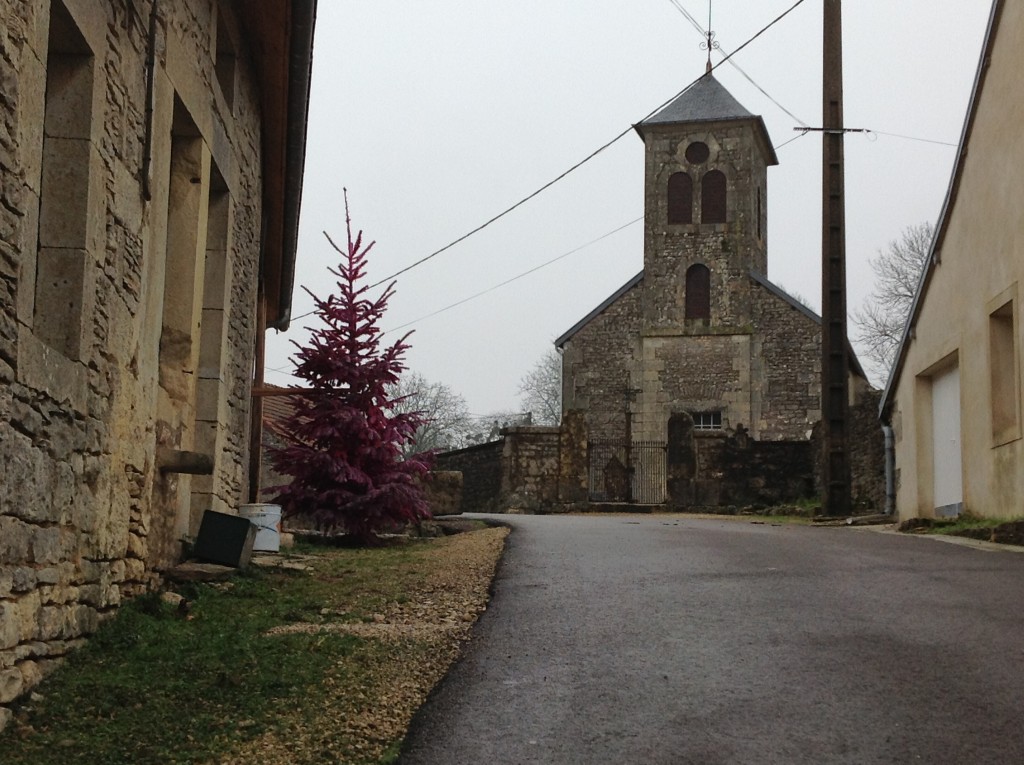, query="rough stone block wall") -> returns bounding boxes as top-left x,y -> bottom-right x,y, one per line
560,280 -> 642,443
813,388 -> 887,511
751,281 -> 822,440
681,432 -> 814,508
423,472 -> 462,517
642,121 -> 769,331
1,0 -> 265,722
638,333 -> 749,439
435,441 -> 504,514
500,426 -> 561,511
